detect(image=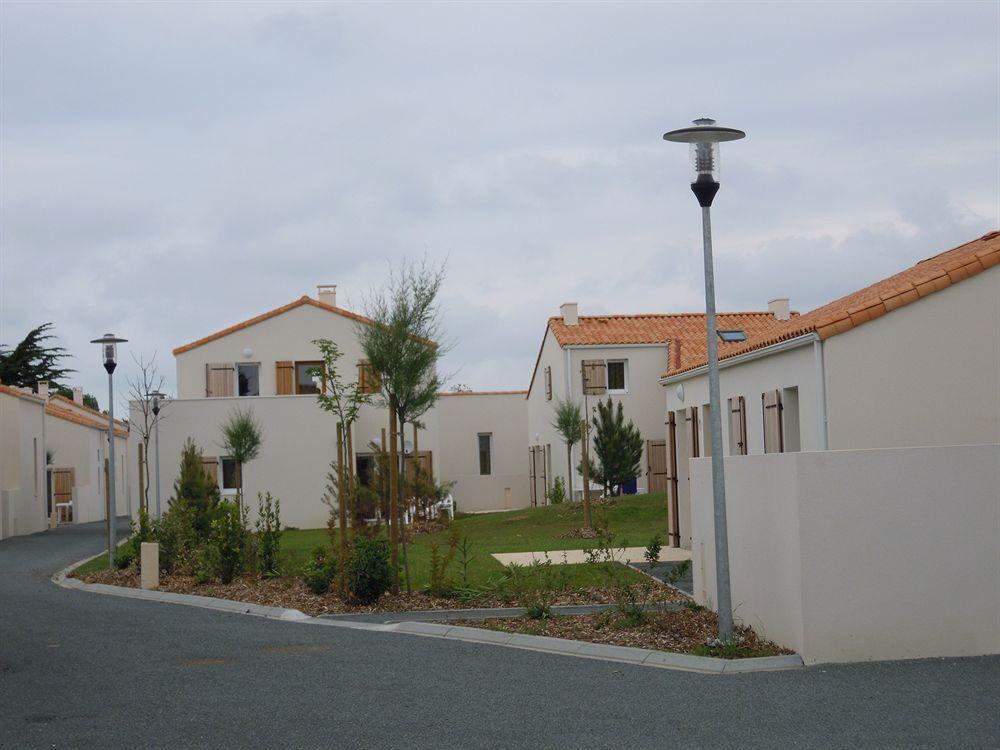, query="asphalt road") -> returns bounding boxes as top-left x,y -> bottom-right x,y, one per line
1,522 -> 997,749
